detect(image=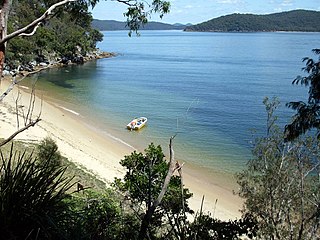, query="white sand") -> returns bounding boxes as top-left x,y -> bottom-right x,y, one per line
0,78 -> 243,221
